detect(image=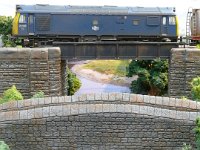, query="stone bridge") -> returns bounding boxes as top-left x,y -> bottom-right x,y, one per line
0,93 -> 200,149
